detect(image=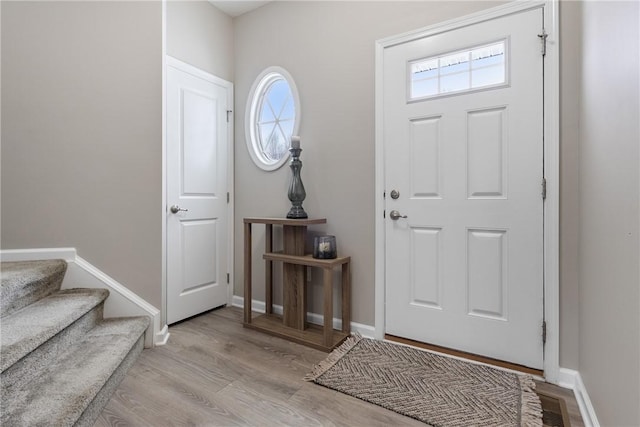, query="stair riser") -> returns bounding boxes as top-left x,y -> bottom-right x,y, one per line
1,303 -> 104,394
1,260 -> 67,318
74,333 -> 145,427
